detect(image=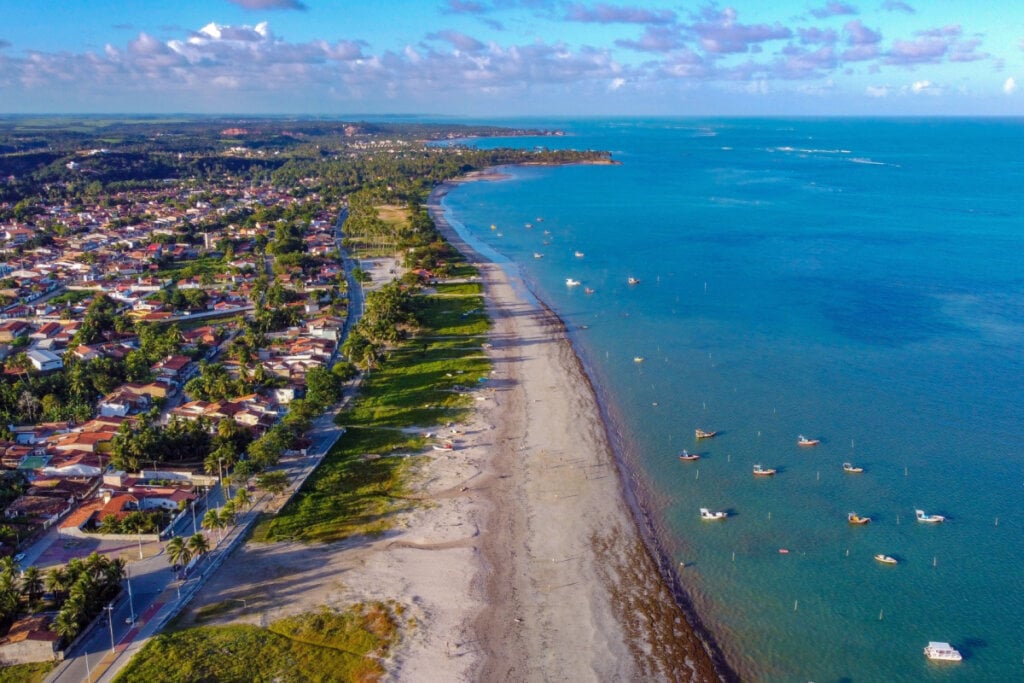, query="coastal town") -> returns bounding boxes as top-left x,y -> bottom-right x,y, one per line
0,118 -> 655,682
